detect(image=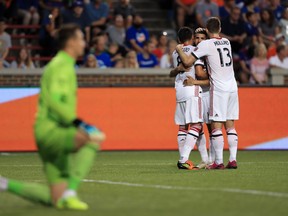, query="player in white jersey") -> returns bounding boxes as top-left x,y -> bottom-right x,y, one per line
169,27 -> 209,170
175,17 -> 239,169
